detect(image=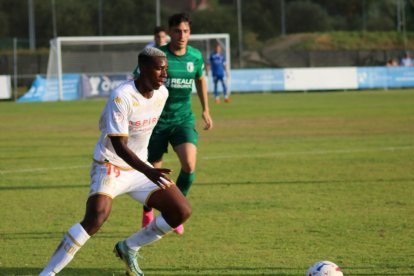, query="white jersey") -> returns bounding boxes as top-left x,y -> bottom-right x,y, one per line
93,79 -> 168,168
